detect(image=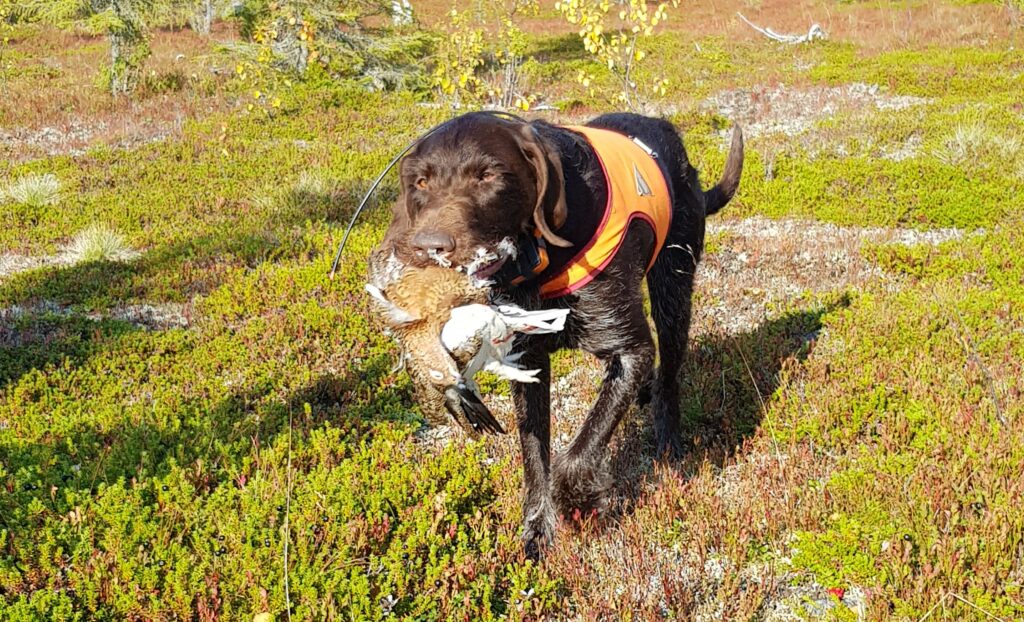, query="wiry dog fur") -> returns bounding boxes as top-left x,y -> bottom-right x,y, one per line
370,111 -> 744,559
